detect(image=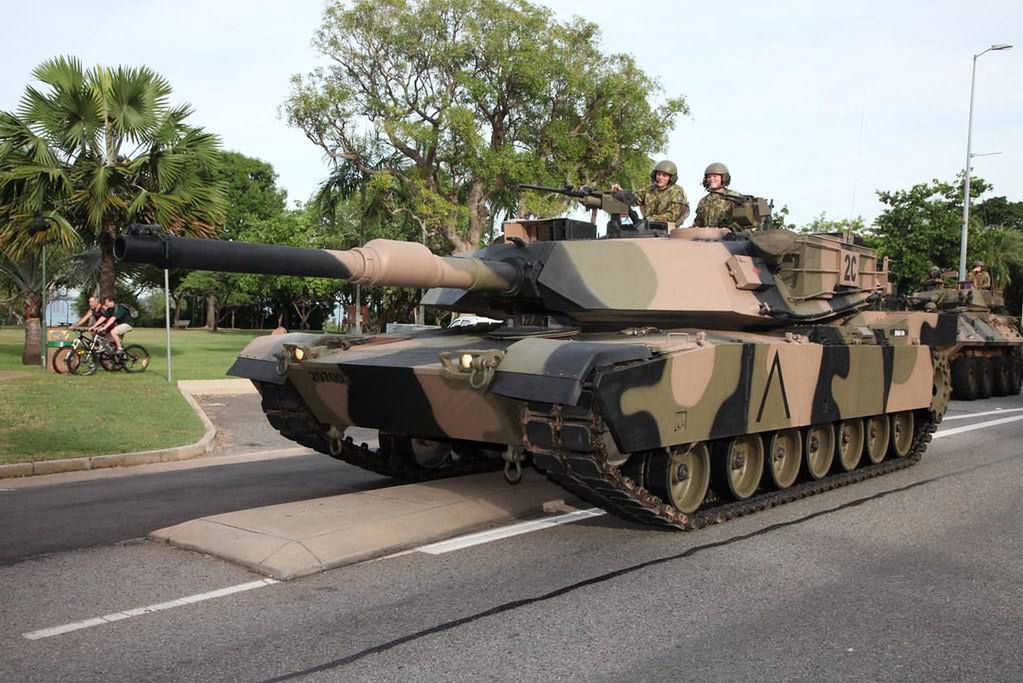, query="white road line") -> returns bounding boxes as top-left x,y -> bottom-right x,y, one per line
942,407 -> 1023,421
934,413 -> 1023,438
22,579 -> 278,641
417,508 -> 606,555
